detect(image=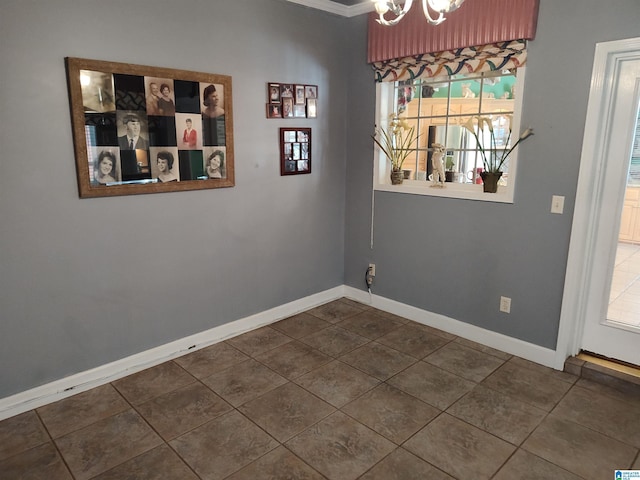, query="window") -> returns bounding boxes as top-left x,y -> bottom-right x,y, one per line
374,68 -> 526,203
